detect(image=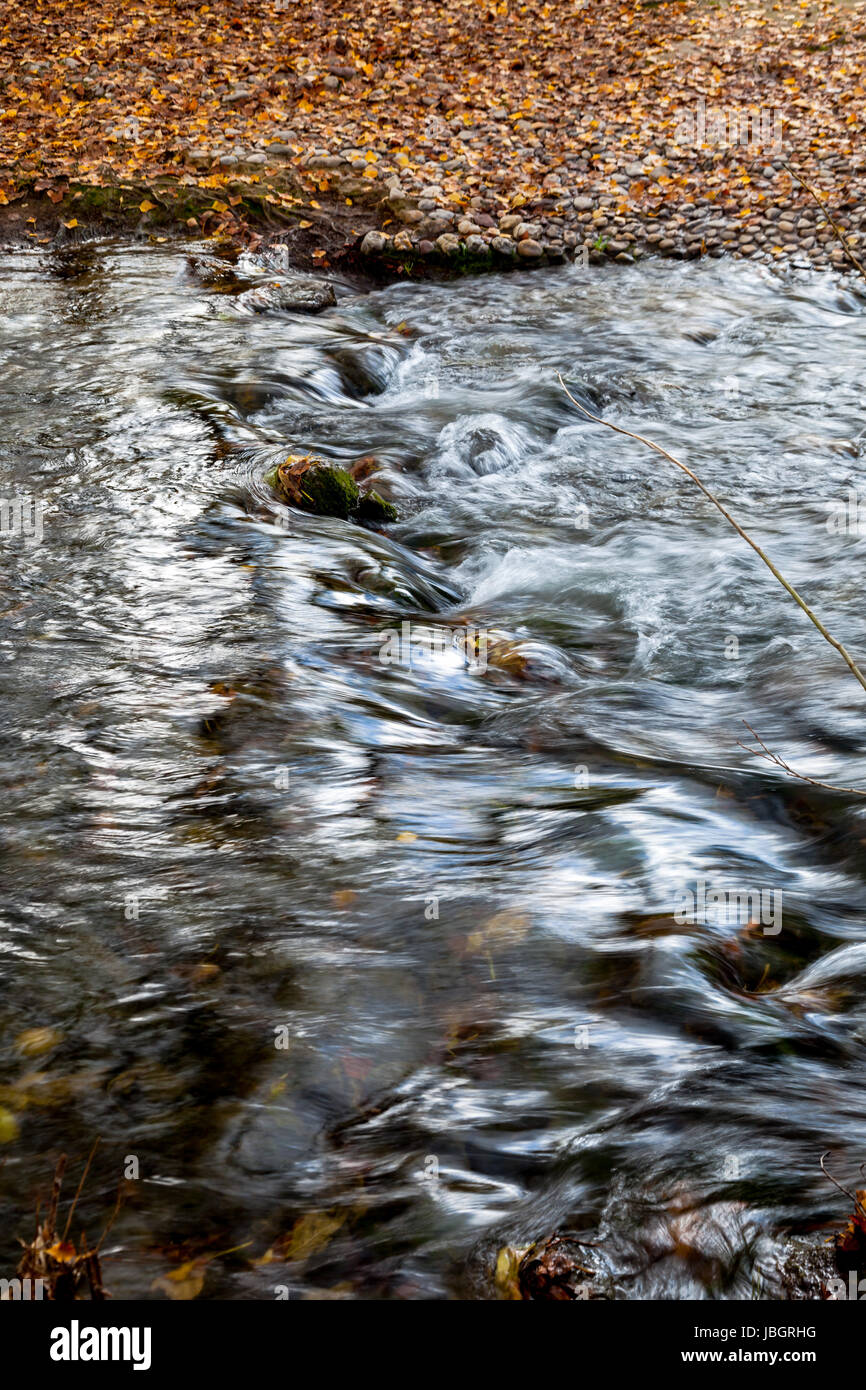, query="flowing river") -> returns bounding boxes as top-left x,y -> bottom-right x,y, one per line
1,242 -> 866,1299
